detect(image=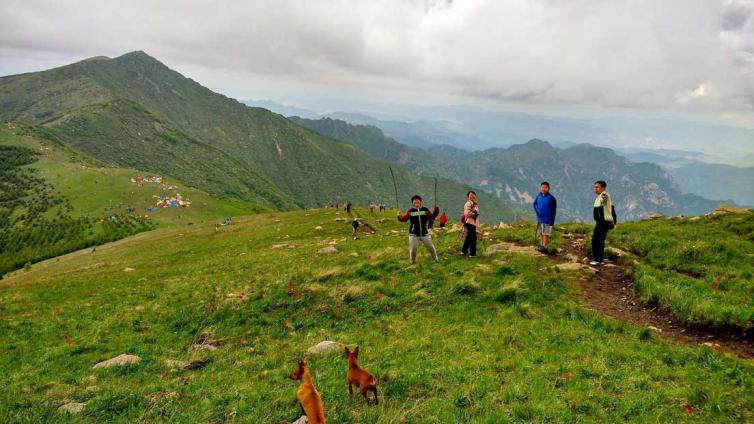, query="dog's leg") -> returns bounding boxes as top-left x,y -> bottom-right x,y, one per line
348,382 -> 353,395
372,387 -> 379,405
299,402 -> 306,416
361,387 -> 369,403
